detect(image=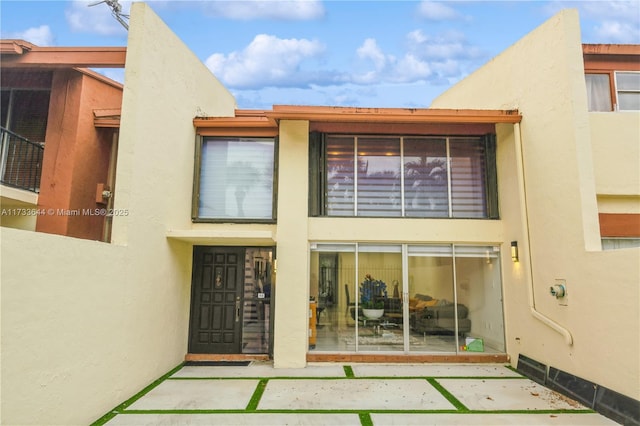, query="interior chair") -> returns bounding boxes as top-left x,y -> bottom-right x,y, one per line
345,284 -> 356,313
